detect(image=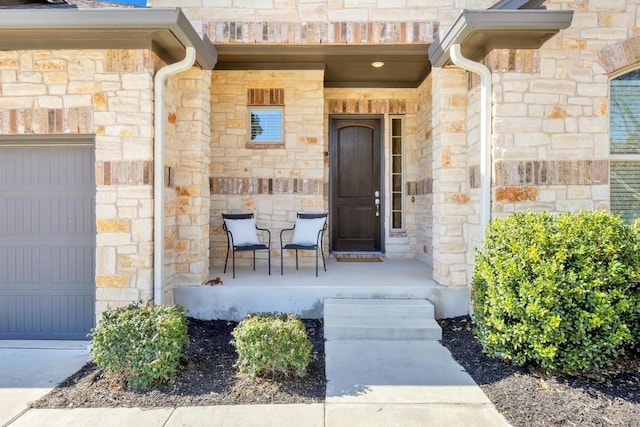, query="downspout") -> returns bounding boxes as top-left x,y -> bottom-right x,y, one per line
153,47 -> 196,306
449,44 -> 492,238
